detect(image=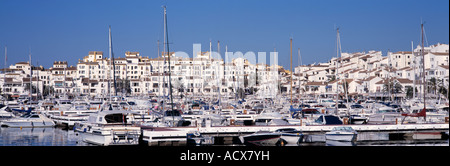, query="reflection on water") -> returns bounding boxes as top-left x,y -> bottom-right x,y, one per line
0,127 -> 89,146
302,132 -> 449,146
0,127 -> 448,146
